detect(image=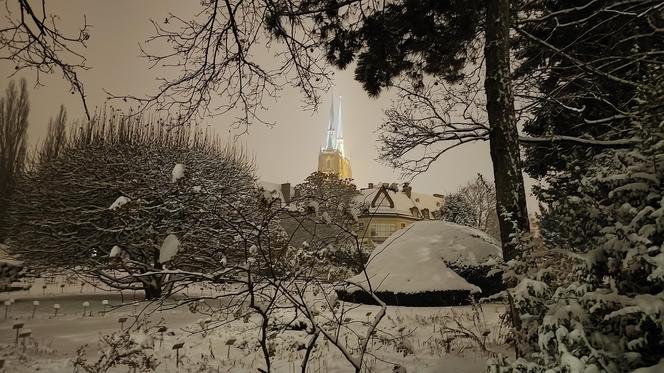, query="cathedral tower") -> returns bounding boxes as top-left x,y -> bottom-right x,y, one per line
318,96 -> 352,179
